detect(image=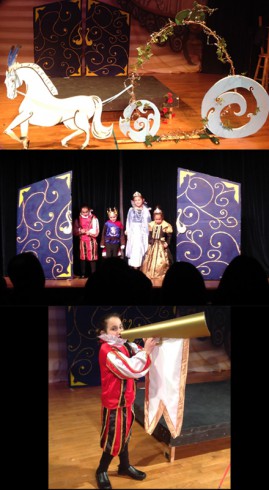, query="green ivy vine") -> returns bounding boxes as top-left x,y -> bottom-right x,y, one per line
131,1 -> 235,76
